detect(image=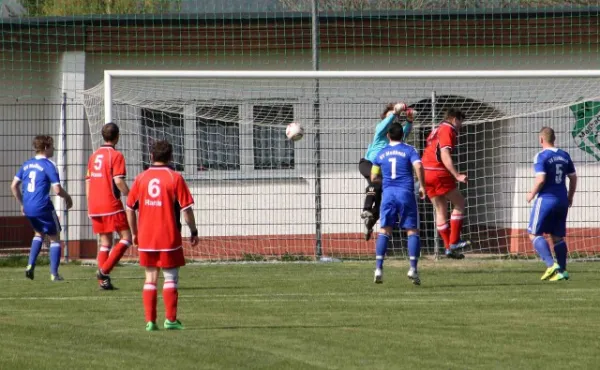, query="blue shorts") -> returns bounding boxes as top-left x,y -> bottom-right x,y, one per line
379,190 -> 419,229
527,196 -> 568,237
26,211 -> 61,236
